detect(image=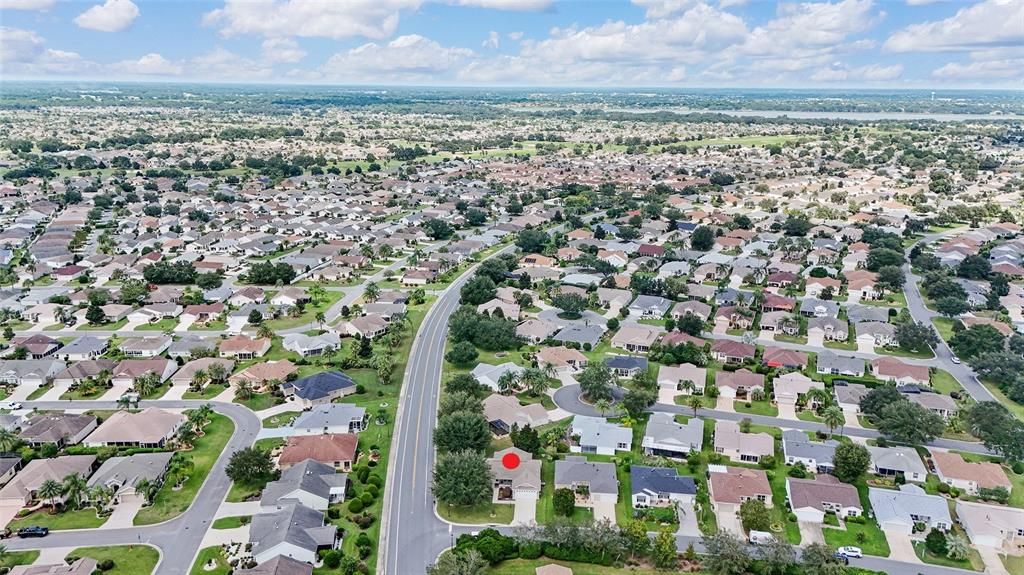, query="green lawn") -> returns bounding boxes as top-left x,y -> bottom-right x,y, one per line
189,319 -> 226,331
822,520 -> 890,557
233,392 -> 279,412
914,538 -> 984,571
26,383 -> 52,400
824,339 -> 858,351
0,551 -> 39,570
262,411 -> 301,428
486,559 -> 663,574
60,386 -> 107,400
774,333 -> 808,345
9,507 -> 107,530
189,547 -> 231,575
182,383 -> 227,400
931,317 -> 956,342
797,410 -> 823,423
80,318 -> 129,331
135,318 -> 179,331
980,381 -> 1024,424
1004,554 -> 1024,575
880,345 -> 935,360
211,515 -> 250,529
265,290 -> 344,330
437,502 -> 514,525
734,400 -> 778,417
68,545 -> 160,575
860,292 -> 907,308
931,370 -> 963,396
133,412 -> 233,525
